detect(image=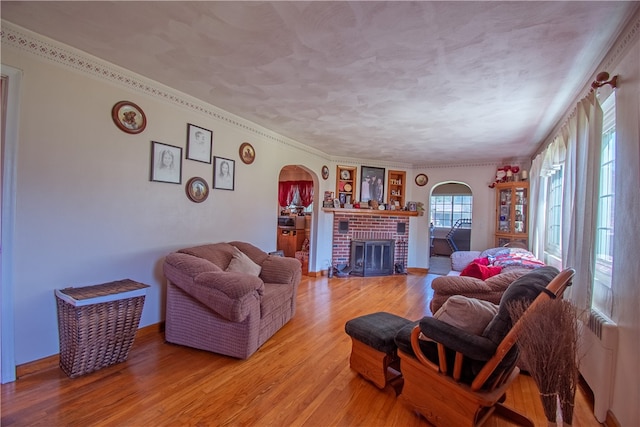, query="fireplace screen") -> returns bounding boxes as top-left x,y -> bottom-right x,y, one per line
350,239 -> 395,276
